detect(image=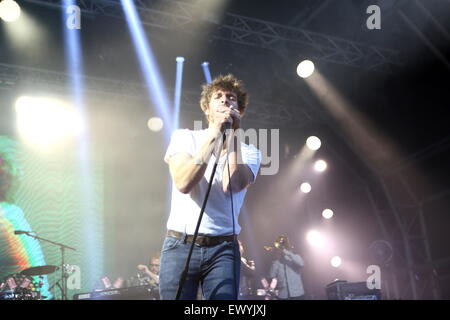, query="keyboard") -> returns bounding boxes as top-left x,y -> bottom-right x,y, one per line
72,285 -> 159,300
